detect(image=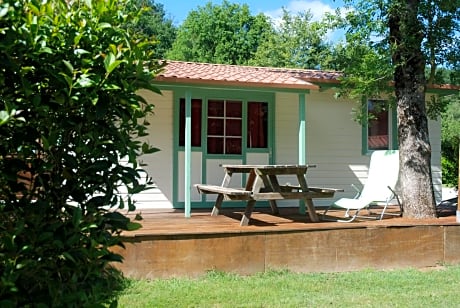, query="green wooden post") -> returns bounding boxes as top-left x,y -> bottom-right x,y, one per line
184,91 -> 192,218
298,93 -> 306,214
361,96 -> 368,155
